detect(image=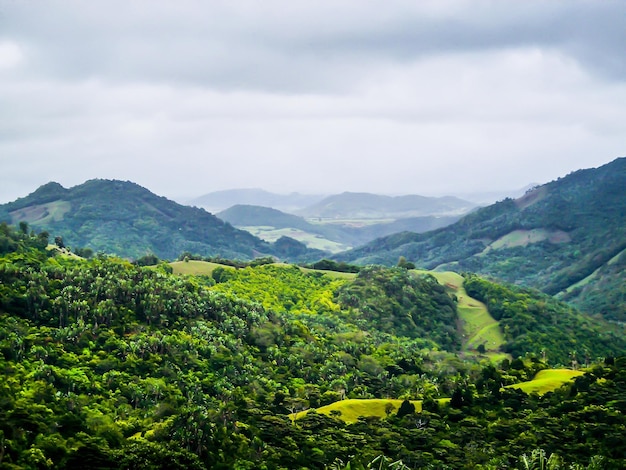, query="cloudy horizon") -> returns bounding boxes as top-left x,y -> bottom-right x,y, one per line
1,0 -> 625,204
